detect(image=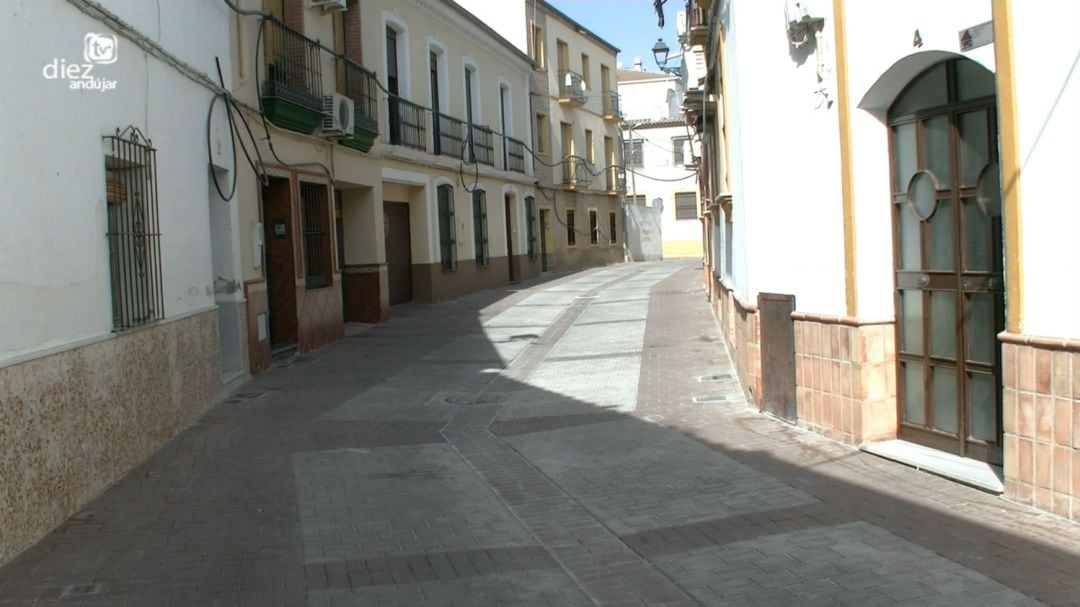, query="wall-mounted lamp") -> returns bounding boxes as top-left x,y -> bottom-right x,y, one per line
651,38 -> 684,76
784,0 -> 825,49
